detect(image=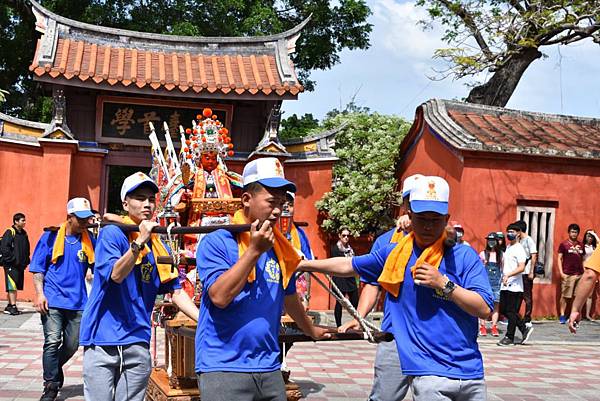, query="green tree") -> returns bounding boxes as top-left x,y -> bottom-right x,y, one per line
1,0 -> 372,120
316,112 -> 411,236
279,113 -> 320,141
417,0 -> 600,106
